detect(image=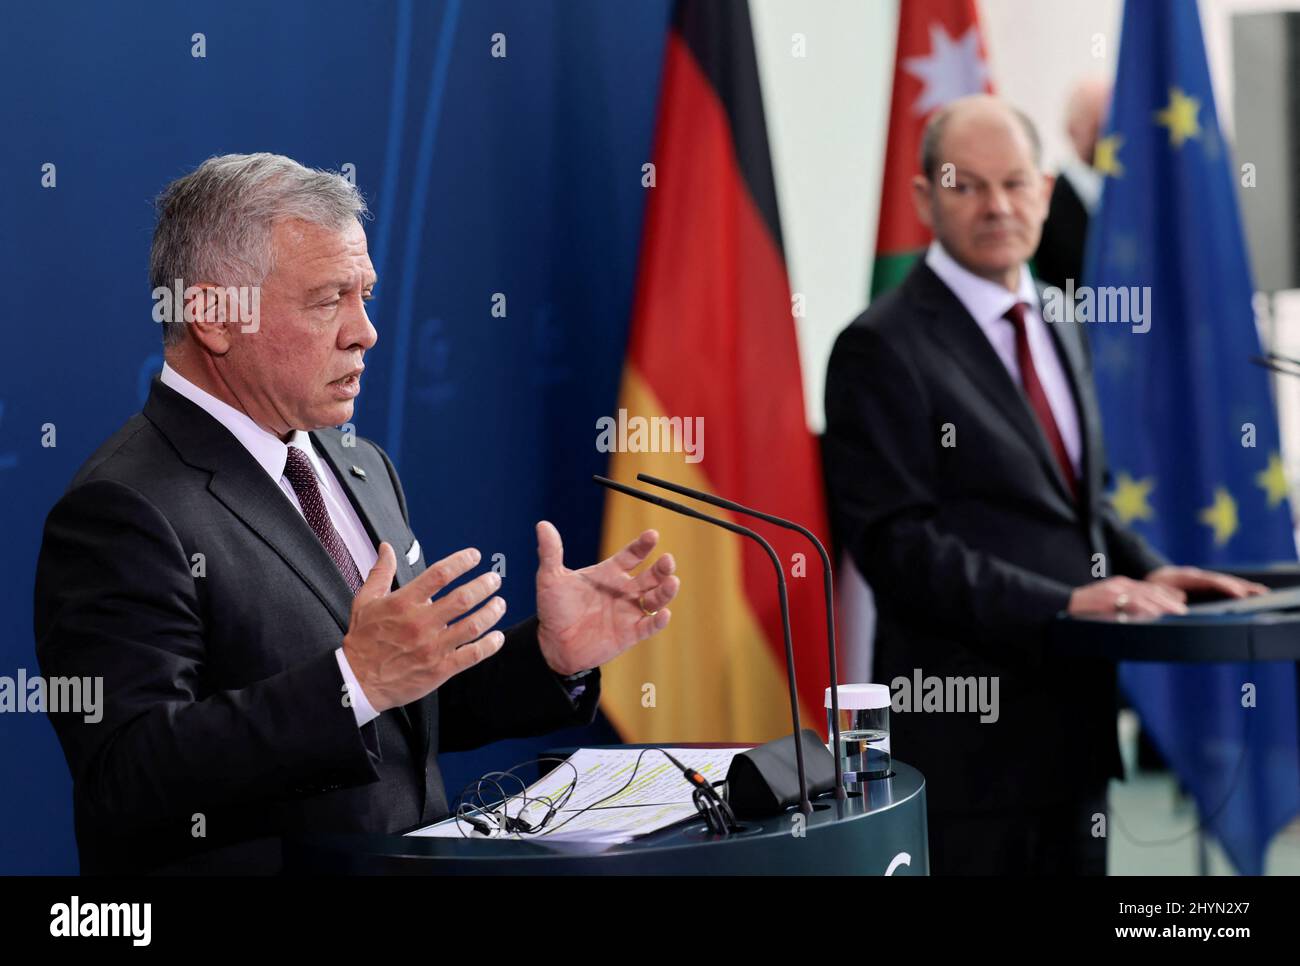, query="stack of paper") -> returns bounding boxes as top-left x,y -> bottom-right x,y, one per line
407,746 -> 747,845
